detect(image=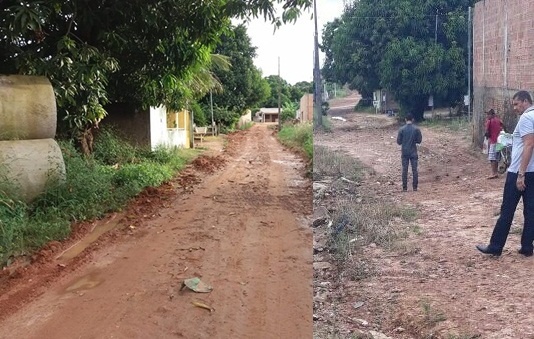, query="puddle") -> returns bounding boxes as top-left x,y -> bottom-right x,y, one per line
64,271 -> 104,293
56,213 -> 123,262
